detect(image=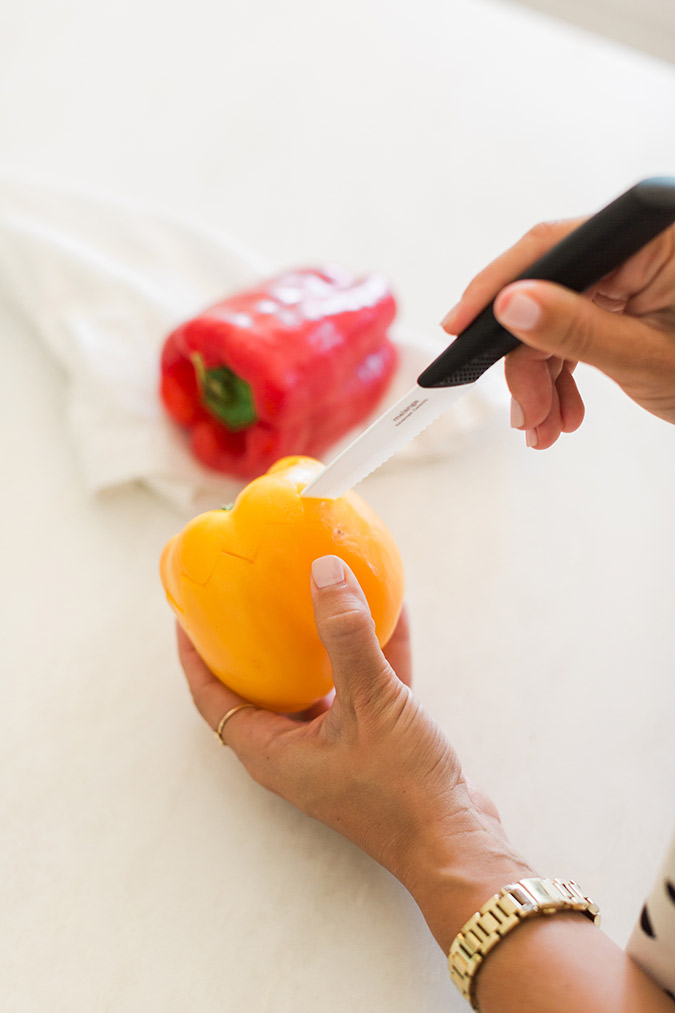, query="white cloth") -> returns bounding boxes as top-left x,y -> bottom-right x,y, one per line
0,180 -> 505,514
